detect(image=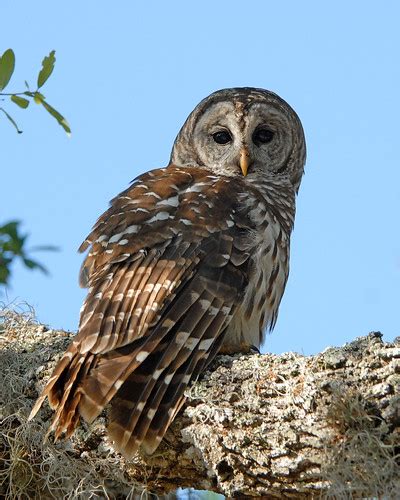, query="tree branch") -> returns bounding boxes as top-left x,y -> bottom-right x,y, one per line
1,308 -> 399,498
